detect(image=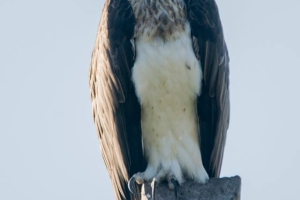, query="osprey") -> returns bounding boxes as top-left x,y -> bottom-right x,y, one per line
89,0 -> 230,199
